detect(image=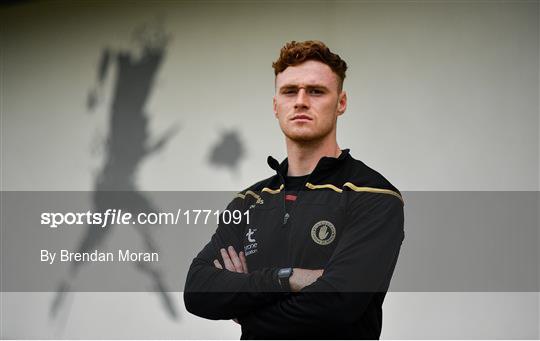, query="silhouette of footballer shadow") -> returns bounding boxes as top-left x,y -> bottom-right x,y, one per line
50,24 -> 179,324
